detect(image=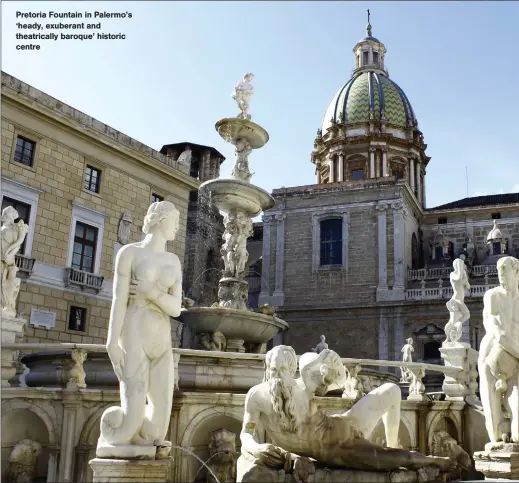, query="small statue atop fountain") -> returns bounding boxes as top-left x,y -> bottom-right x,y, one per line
1,206 -> 29,318
444,258 -> 470,346
232,73 -> 254,120
232,139 -> 253,183
312,335 -> 328,354
400,338 -> 414,383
